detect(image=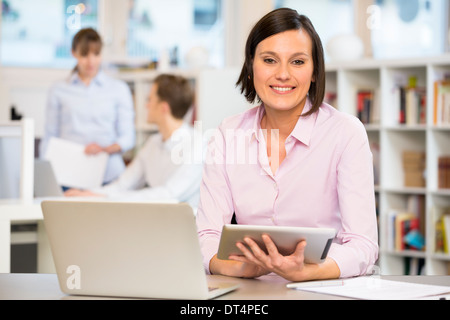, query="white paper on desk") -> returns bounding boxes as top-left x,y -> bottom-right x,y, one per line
44,137 -> 108,189
297,276 -> 450,300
